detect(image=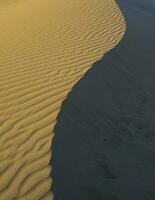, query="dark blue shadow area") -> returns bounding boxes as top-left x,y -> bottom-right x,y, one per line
51,0 -> 155,199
